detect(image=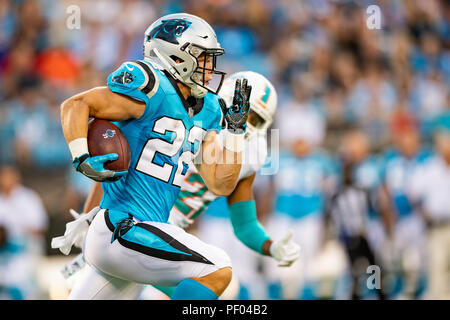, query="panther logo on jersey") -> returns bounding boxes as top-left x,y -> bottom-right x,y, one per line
112,71 -> 135,85
147,19 -> 192,44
